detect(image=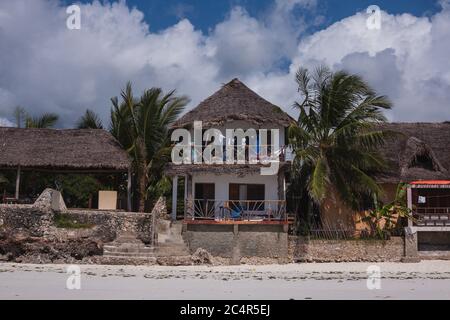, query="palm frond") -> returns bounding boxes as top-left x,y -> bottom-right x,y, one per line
76,109 -> 103,129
